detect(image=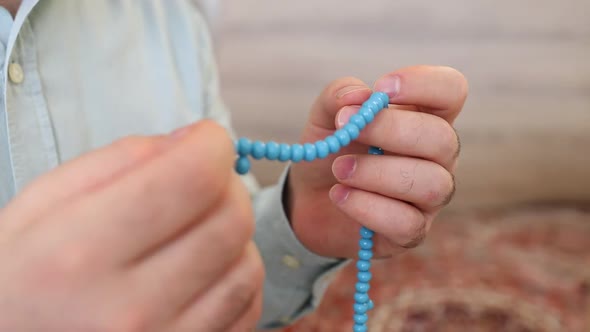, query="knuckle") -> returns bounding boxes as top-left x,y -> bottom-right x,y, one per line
442,172 -> 456,206
429,165 -> 455,206
396,161 -> 418,195
397,111 -> 426,149
436,119 -> 461,163
400,208 -> 427,249
453,128 -> 461,159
